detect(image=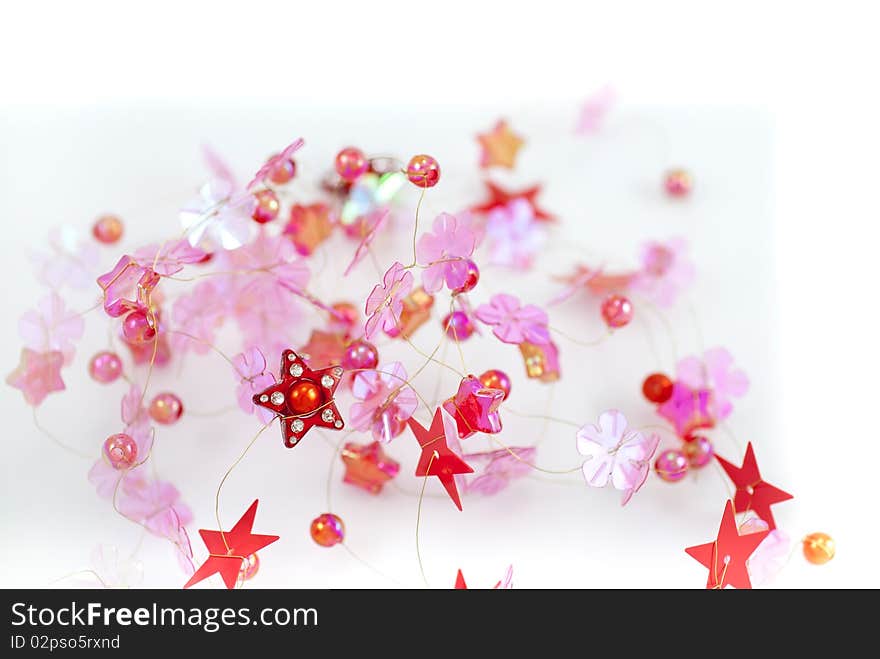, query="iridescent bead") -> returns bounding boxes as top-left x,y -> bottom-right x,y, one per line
149,392 -> 183,425
267,156 -> 296,184
251,189 -> 280,223
335,147 -> 368,182
642,372 -> 673,403
664,168 -> 693,197
92,214 -> 124,244
341,339 -> 379,371
601,294 -> 633,329
654,449 -> 688,482
103,433 -> 138,470
442,311 -> 475,340
479,369 -> 511,400
121,310 -> 156,344
802,532 -> 835,565
310,513 -> 344,547
406,154 -> 441,188
683,435 -> 713,468
452,259 -> 480,294
89,351 -> 123,384
239,553 -> 260,580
